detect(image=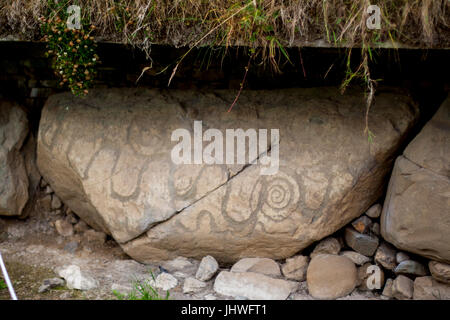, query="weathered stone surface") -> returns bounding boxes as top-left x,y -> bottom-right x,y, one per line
37,88 -> 418,262
394,260 -> 428,276
150,272 -> 178,291
196,256 -> 219,281
365,204 -> 382,219
307,254 -> 357,299
57,265 -> 98,290
84,229 -> 107,244
344,227 -> 379,256
375,242 -> 397,270
55,219 -> 74,237
396,252 -> 410,264
183,277 -> 207,294
38,277 -> 65,293
429,261 -> 450,284
382,278 -> 394,298
369,222 -> 380,236
214,271 -> 298,300
0,101 -> 29,216
381,98 -> 450,263
392,275 -> 414,300
340,251 -> 370,266
413,276 -> 450,300
51,194 -> 62,210
351,216 -> 372,234
231,258 -> 280,277
310,237 -> 341,259
281,255 -> 309,281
